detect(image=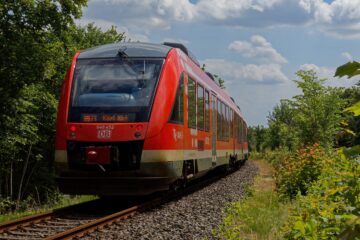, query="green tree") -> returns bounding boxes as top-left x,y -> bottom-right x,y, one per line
248,125 -> 268,152
265,70 -> 345,150
267,99 -> 297,150
0,0 -> 125,209
291,70 -> 345,148
213,74 -> 226,89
